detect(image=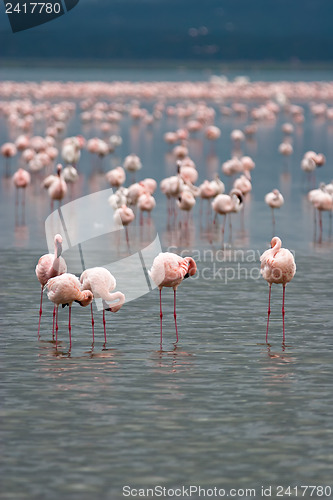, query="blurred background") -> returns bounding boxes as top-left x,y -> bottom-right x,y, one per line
0,0 -> 332,67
